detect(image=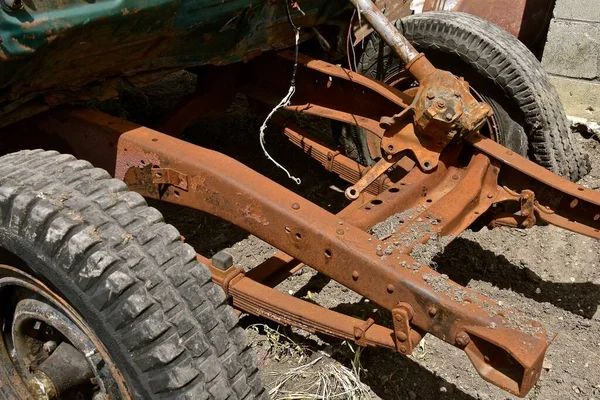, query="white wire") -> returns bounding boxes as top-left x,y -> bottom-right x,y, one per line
258,29 -> 302,185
